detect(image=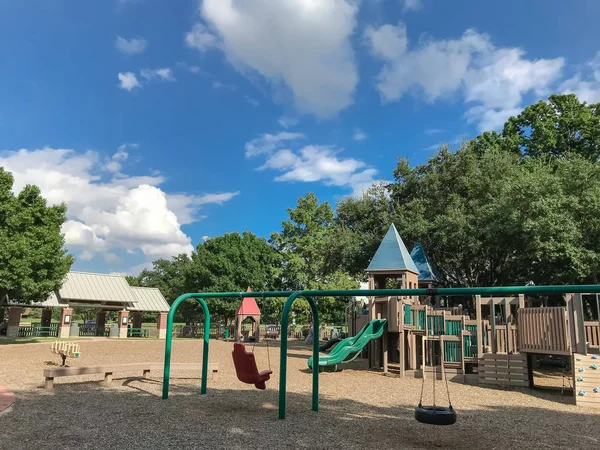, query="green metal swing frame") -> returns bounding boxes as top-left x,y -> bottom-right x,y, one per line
162,284 -> 600,419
